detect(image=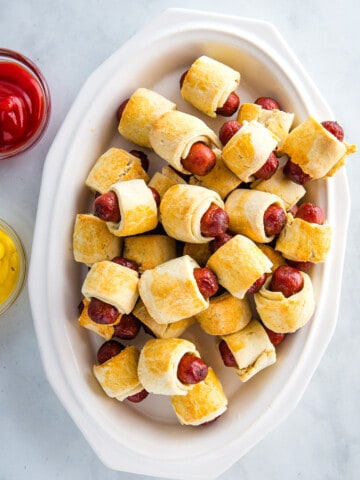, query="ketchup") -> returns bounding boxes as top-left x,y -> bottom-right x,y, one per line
0,49 -> 50,158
